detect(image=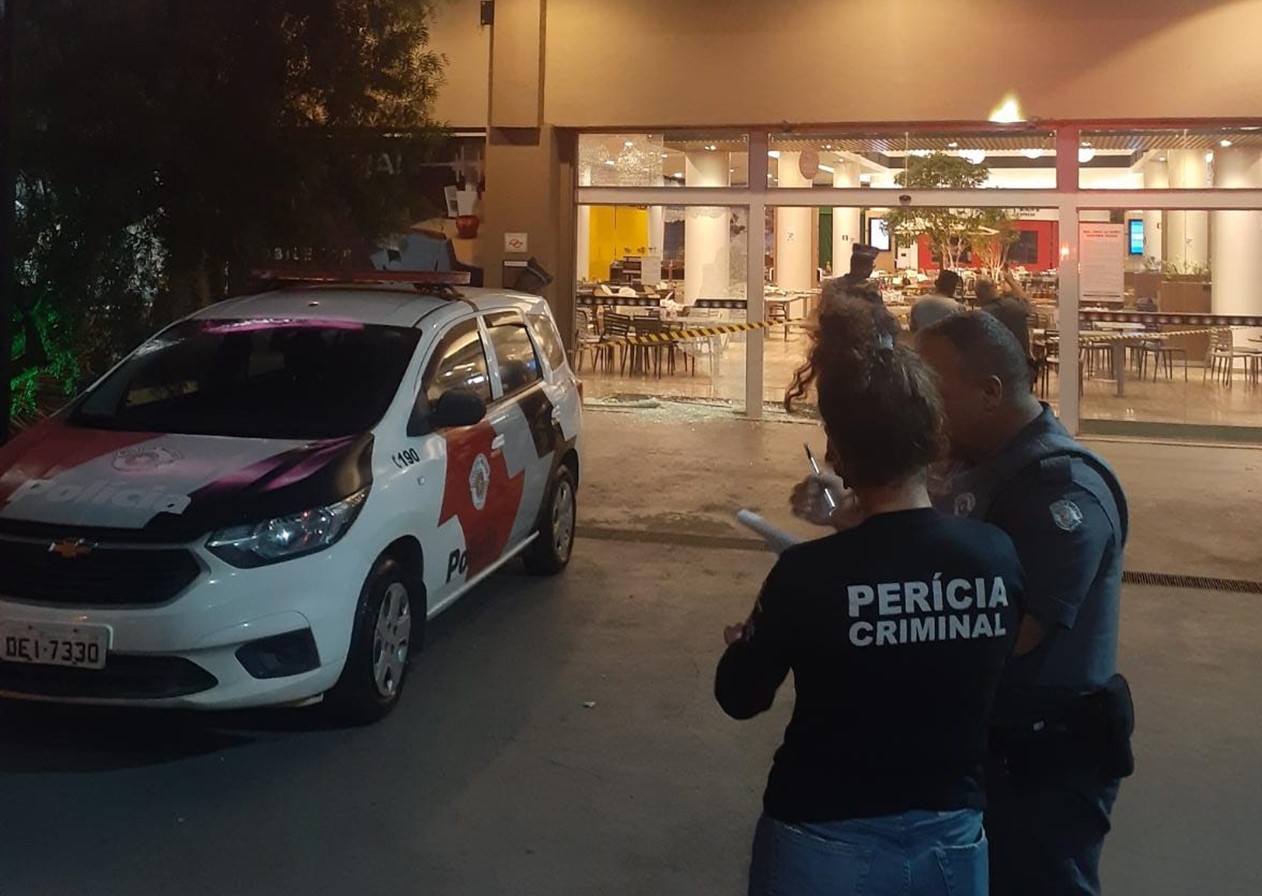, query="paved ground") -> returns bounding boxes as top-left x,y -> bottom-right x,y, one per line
1,407 -> 1260,895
